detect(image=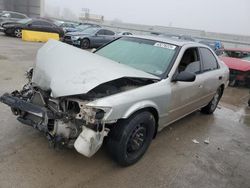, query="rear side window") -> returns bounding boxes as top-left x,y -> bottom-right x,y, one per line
1,13 -> 10,17
97,29 -> 105,35
32,21 -> 52,27
11,13 -> 26,19
104,30 -> 115,35
200,48 -> 218,72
